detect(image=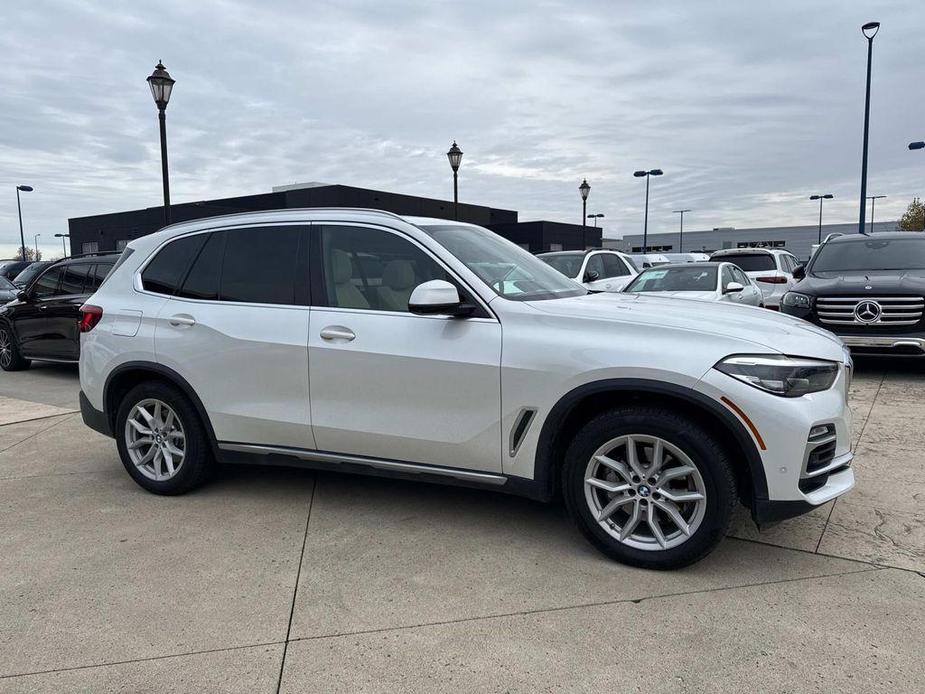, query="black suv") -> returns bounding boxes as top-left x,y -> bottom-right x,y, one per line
0,253 -> 119,370
781,232 -> 925,356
